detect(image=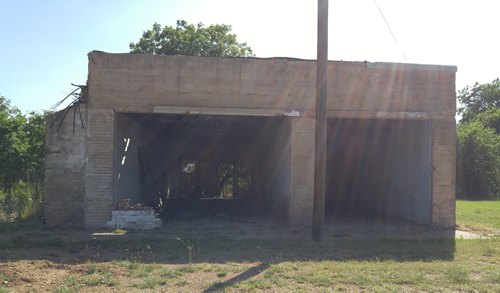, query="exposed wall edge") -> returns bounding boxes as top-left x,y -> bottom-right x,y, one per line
324,110 -> 431,120
366,62 -> 457,72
